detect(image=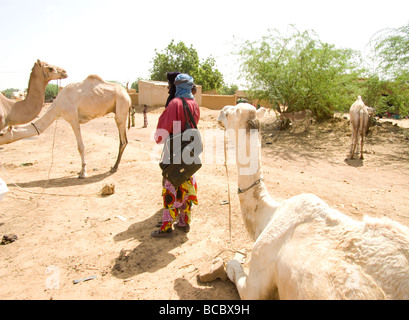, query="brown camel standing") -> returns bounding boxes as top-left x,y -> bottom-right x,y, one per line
0,60 -> 68,132
0,75 -> 132,178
